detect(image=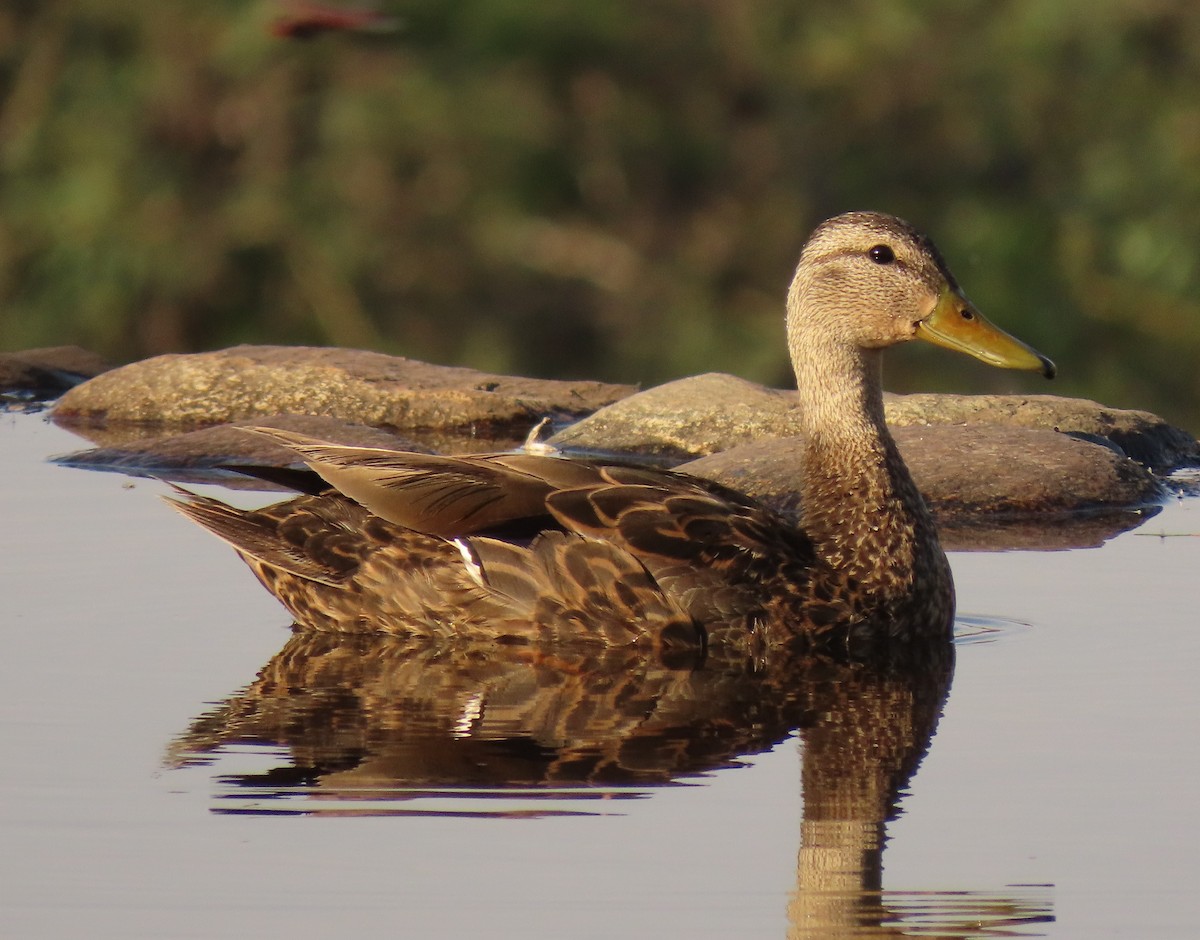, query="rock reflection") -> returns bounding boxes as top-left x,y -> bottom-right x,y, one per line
169,635 -> 1051,936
